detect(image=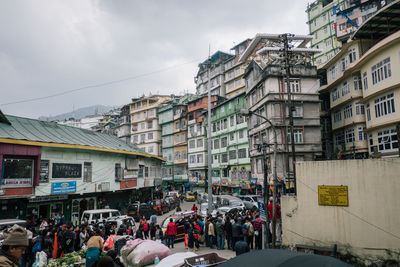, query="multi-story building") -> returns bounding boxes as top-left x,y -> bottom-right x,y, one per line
130,95 -> 171,156
208,93 -> 251,194
336,0 -> 395,41
158,100 -> 176,184
306,0 -> 347,65
195,51 -> 234,97
243,35 -> 323,190
187,95 -> 223,186
0,110 -> 163,221
321,4 -> 400,158
114,104 -> 131,143
224,39 -> 252,99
